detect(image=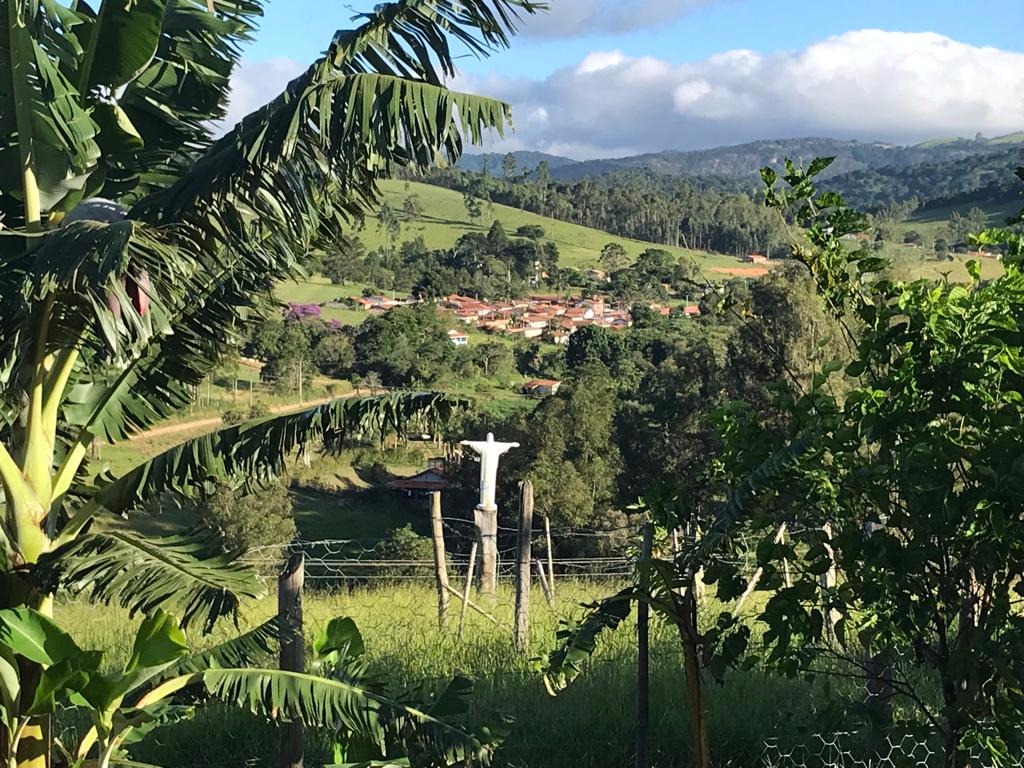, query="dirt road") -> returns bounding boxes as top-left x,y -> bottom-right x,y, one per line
130,396 -> 336,442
